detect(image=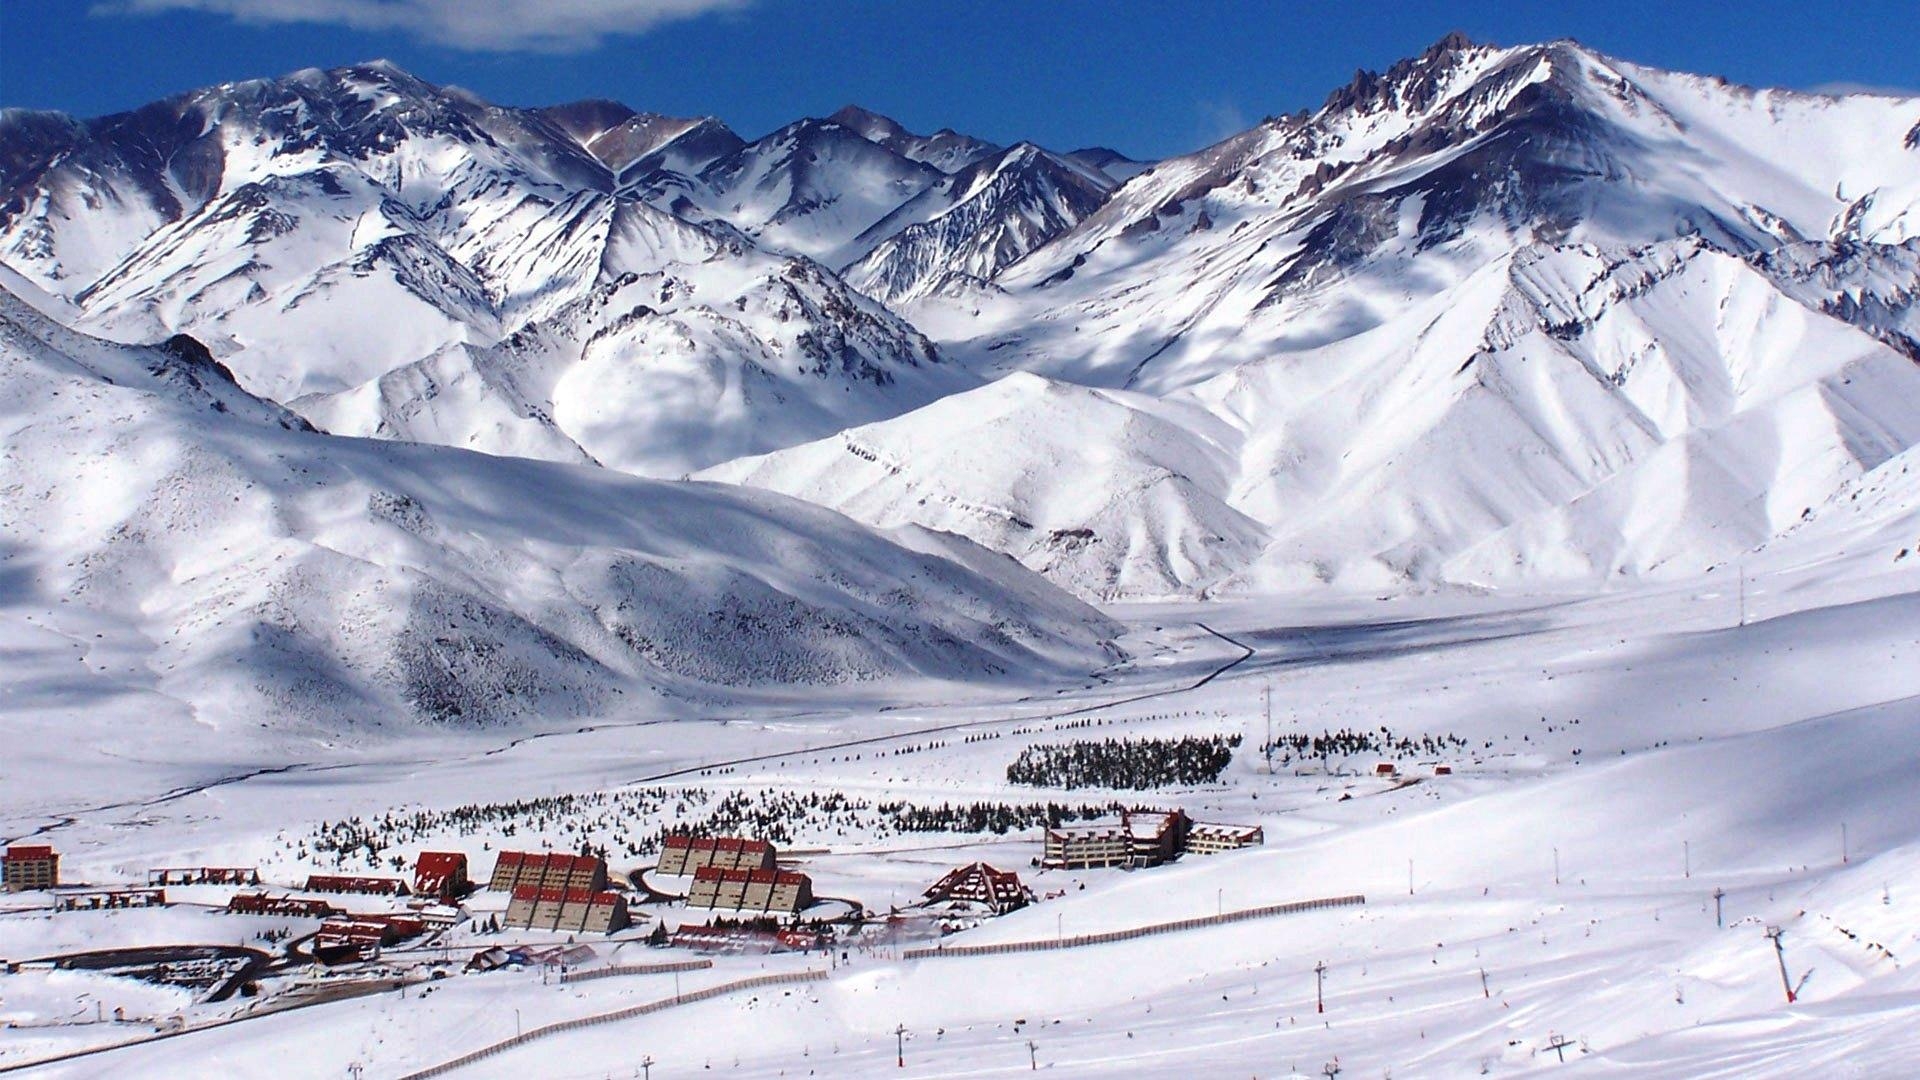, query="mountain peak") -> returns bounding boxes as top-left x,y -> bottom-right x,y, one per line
338,57 -> 420,84
828,104 -> 911,142
1320,30 -> 1500,117
1425,30 -> 1481,57
538,98 -> 642,141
